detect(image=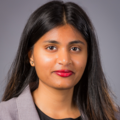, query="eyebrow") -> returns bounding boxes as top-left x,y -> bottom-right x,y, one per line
43,40 -> 85,45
